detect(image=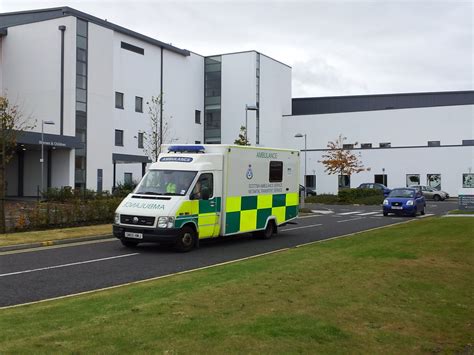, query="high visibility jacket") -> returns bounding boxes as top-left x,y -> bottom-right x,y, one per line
166,182 -> 176,193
